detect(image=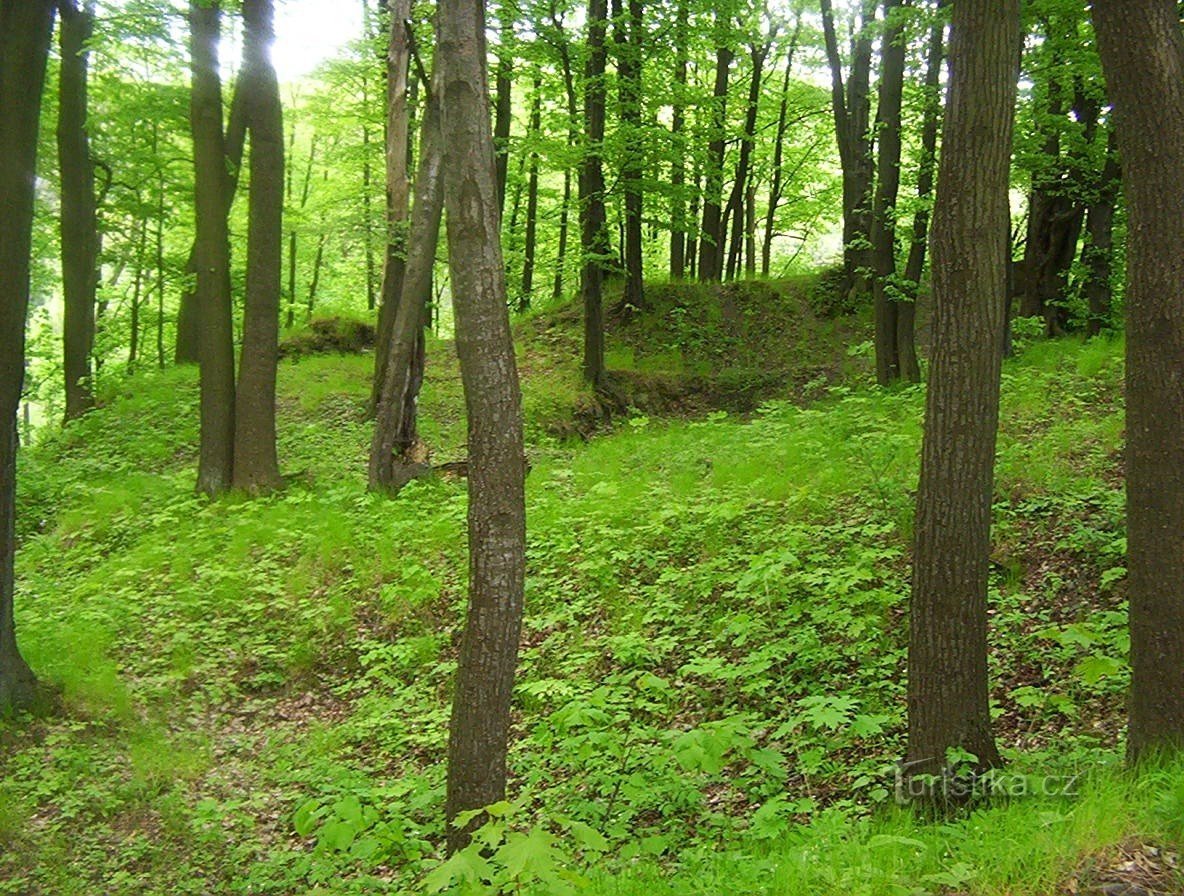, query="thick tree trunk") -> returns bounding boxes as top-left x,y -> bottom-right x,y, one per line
669,0 -> 689,279
1082,135 -> 1119,339
906,0 -> 1019,786
176,78 -> 246,364
371,1 -> 413,414
1092,0 -> 1184,760
898,11 -> 944,385
615,0 -> 644,309
520,76 -> 543,309
697,35 -> 732,283
370,64 -> 444,494
437,0 -> 527,852
233,0 -> 284,494
189,2 -> 237,497
581,0 -> 609,385
0,0 -> 54,714
58,0 -> 98,422
871,0 -> 905,386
